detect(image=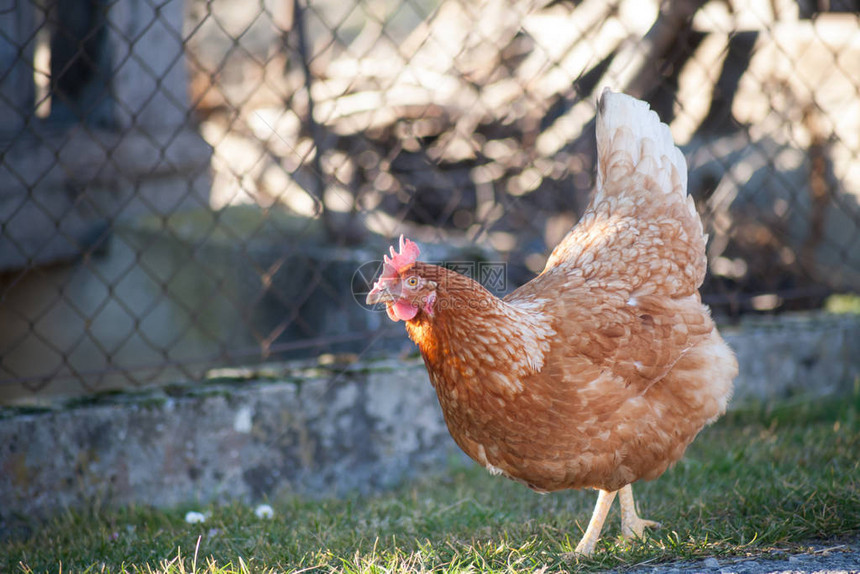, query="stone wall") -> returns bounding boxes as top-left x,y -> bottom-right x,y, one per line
1,313 -> 858,537
726,313 -> 860,403
0,359 -> 459,537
